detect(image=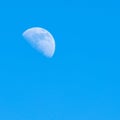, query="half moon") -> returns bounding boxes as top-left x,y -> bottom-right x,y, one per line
22,27 -> 55,58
